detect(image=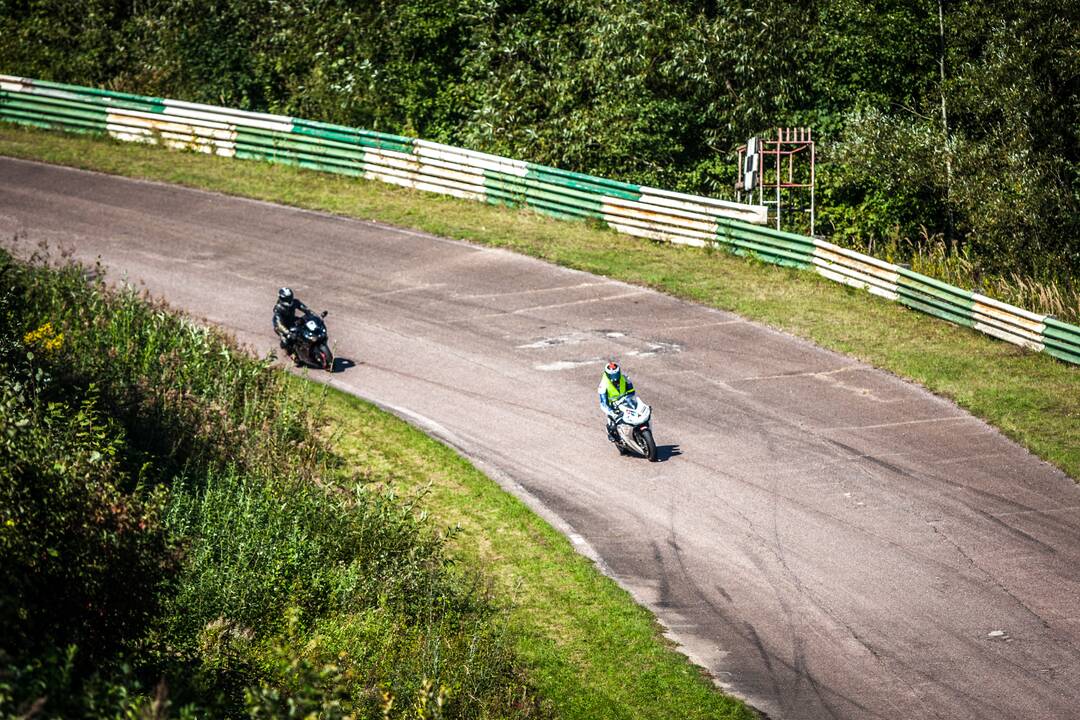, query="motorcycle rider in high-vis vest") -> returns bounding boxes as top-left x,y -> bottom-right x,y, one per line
598,361 -> 635,442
